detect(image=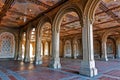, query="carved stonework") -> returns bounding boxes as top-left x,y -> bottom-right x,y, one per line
0,32 -> 15,58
